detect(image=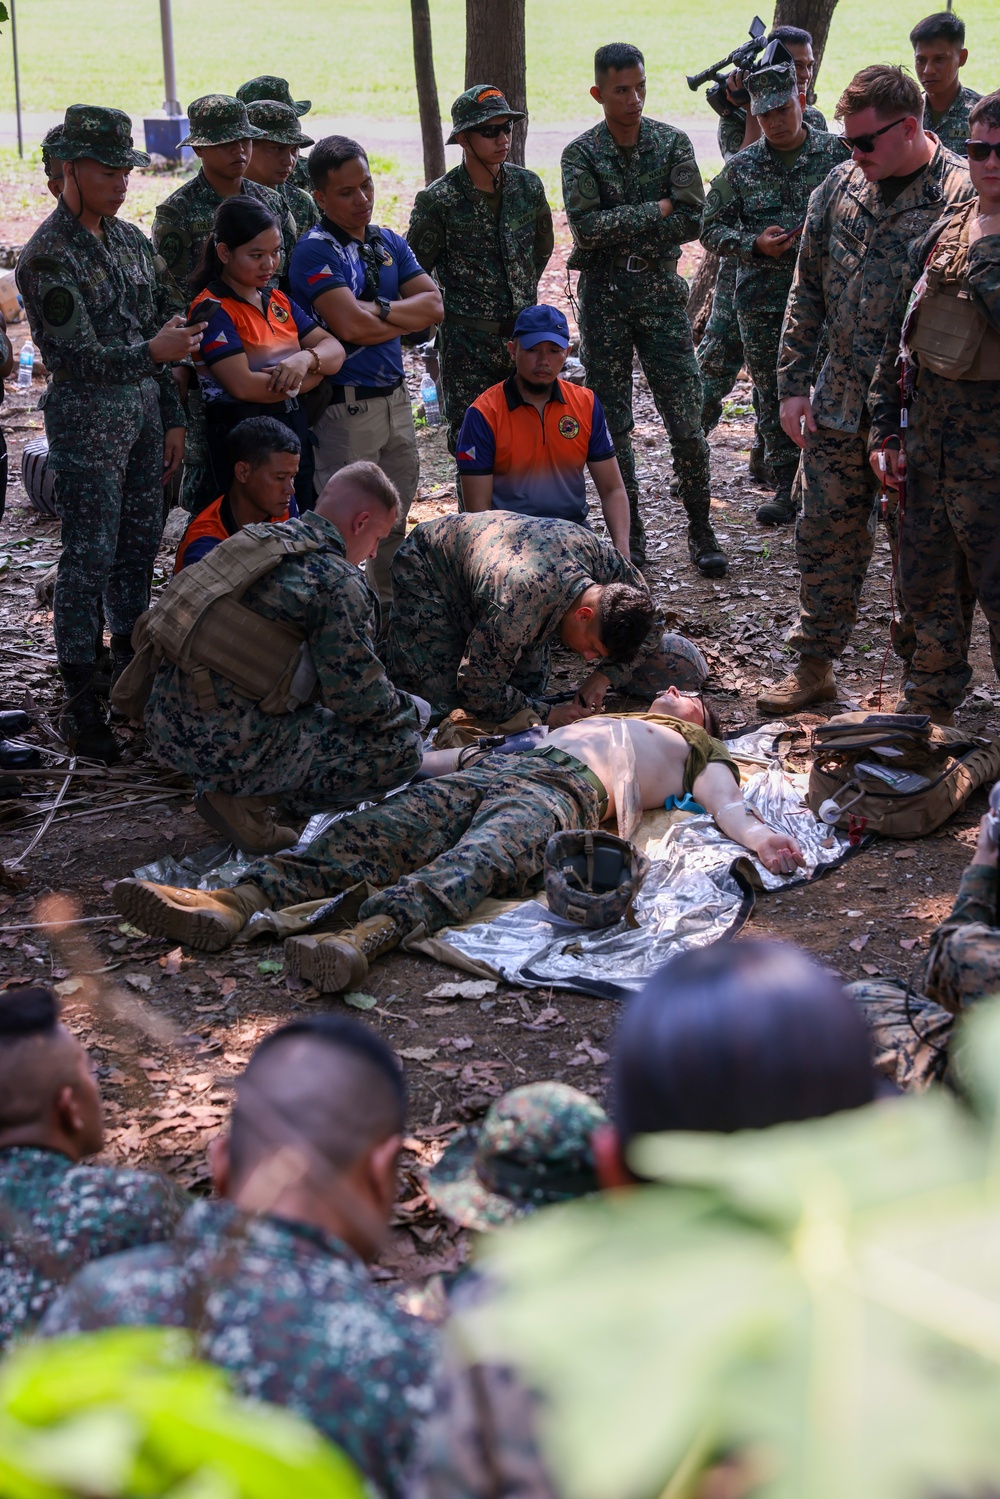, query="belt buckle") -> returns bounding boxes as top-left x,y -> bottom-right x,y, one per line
625,254 -> 648,273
